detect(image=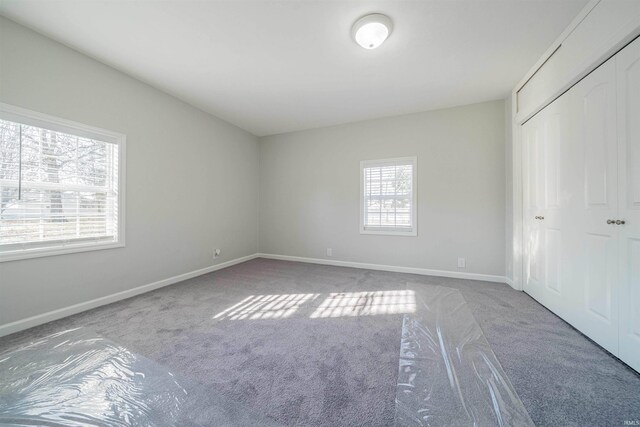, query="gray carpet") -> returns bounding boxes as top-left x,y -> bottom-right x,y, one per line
1,258 -> 639,426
